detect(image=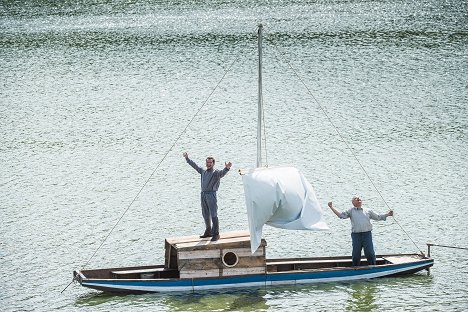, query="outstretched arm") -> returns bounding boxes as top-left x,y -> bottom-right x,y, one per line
369,209 -> 393,221
328,202 -> 343,218
218,161 -> 232,178
183,152 -> 203,174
